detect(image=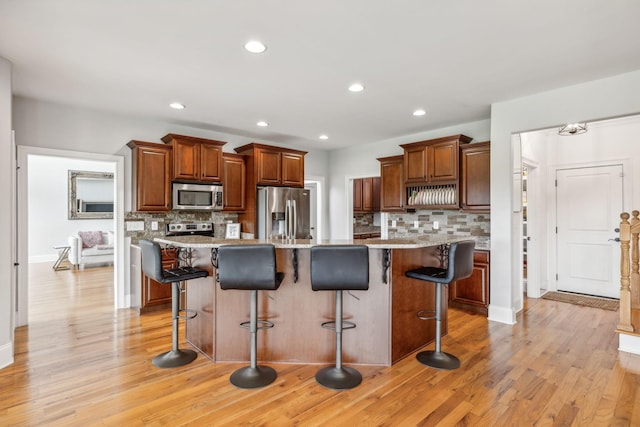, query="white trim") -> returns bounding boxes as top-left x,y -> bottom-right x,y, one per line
305,175 -> 325,240
16,146 -> 126,328
0,342 -> 13,369
619,334 -> 640,355
488,304 -> 517,325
